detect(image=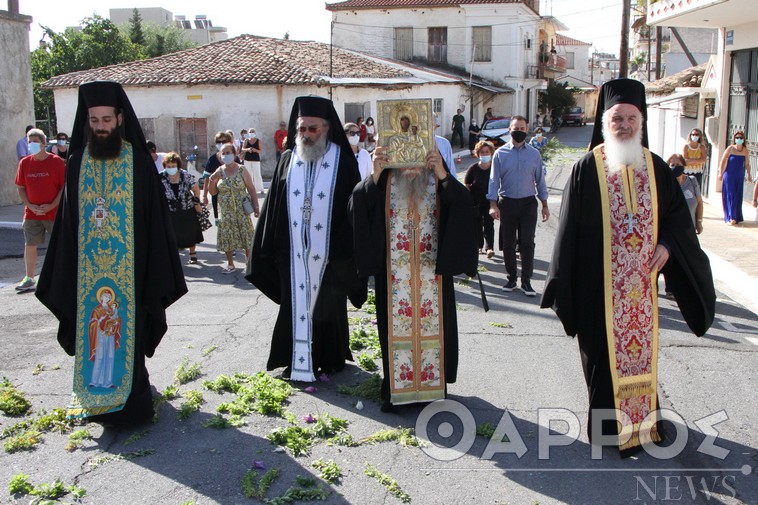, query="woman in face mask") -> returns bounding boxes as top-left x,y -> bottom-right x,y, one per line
203,131 -> 237,222
344,122 -> 372,180
51,132 -> 70,161
160,152 -> 204,264
206,143 -> 259,274
464,140 -> 496,258
718,130 -> 753,225
682,128 -> 707,188
528,127 -> 548,152
364,117 -> 376,153
240,127 -> 264,195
